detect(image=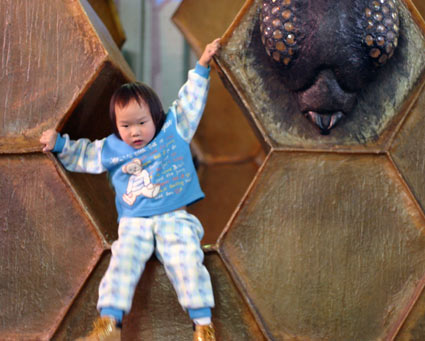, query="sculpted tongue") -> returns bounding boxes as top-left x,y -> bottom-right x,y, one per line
305,111 -> 345,135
